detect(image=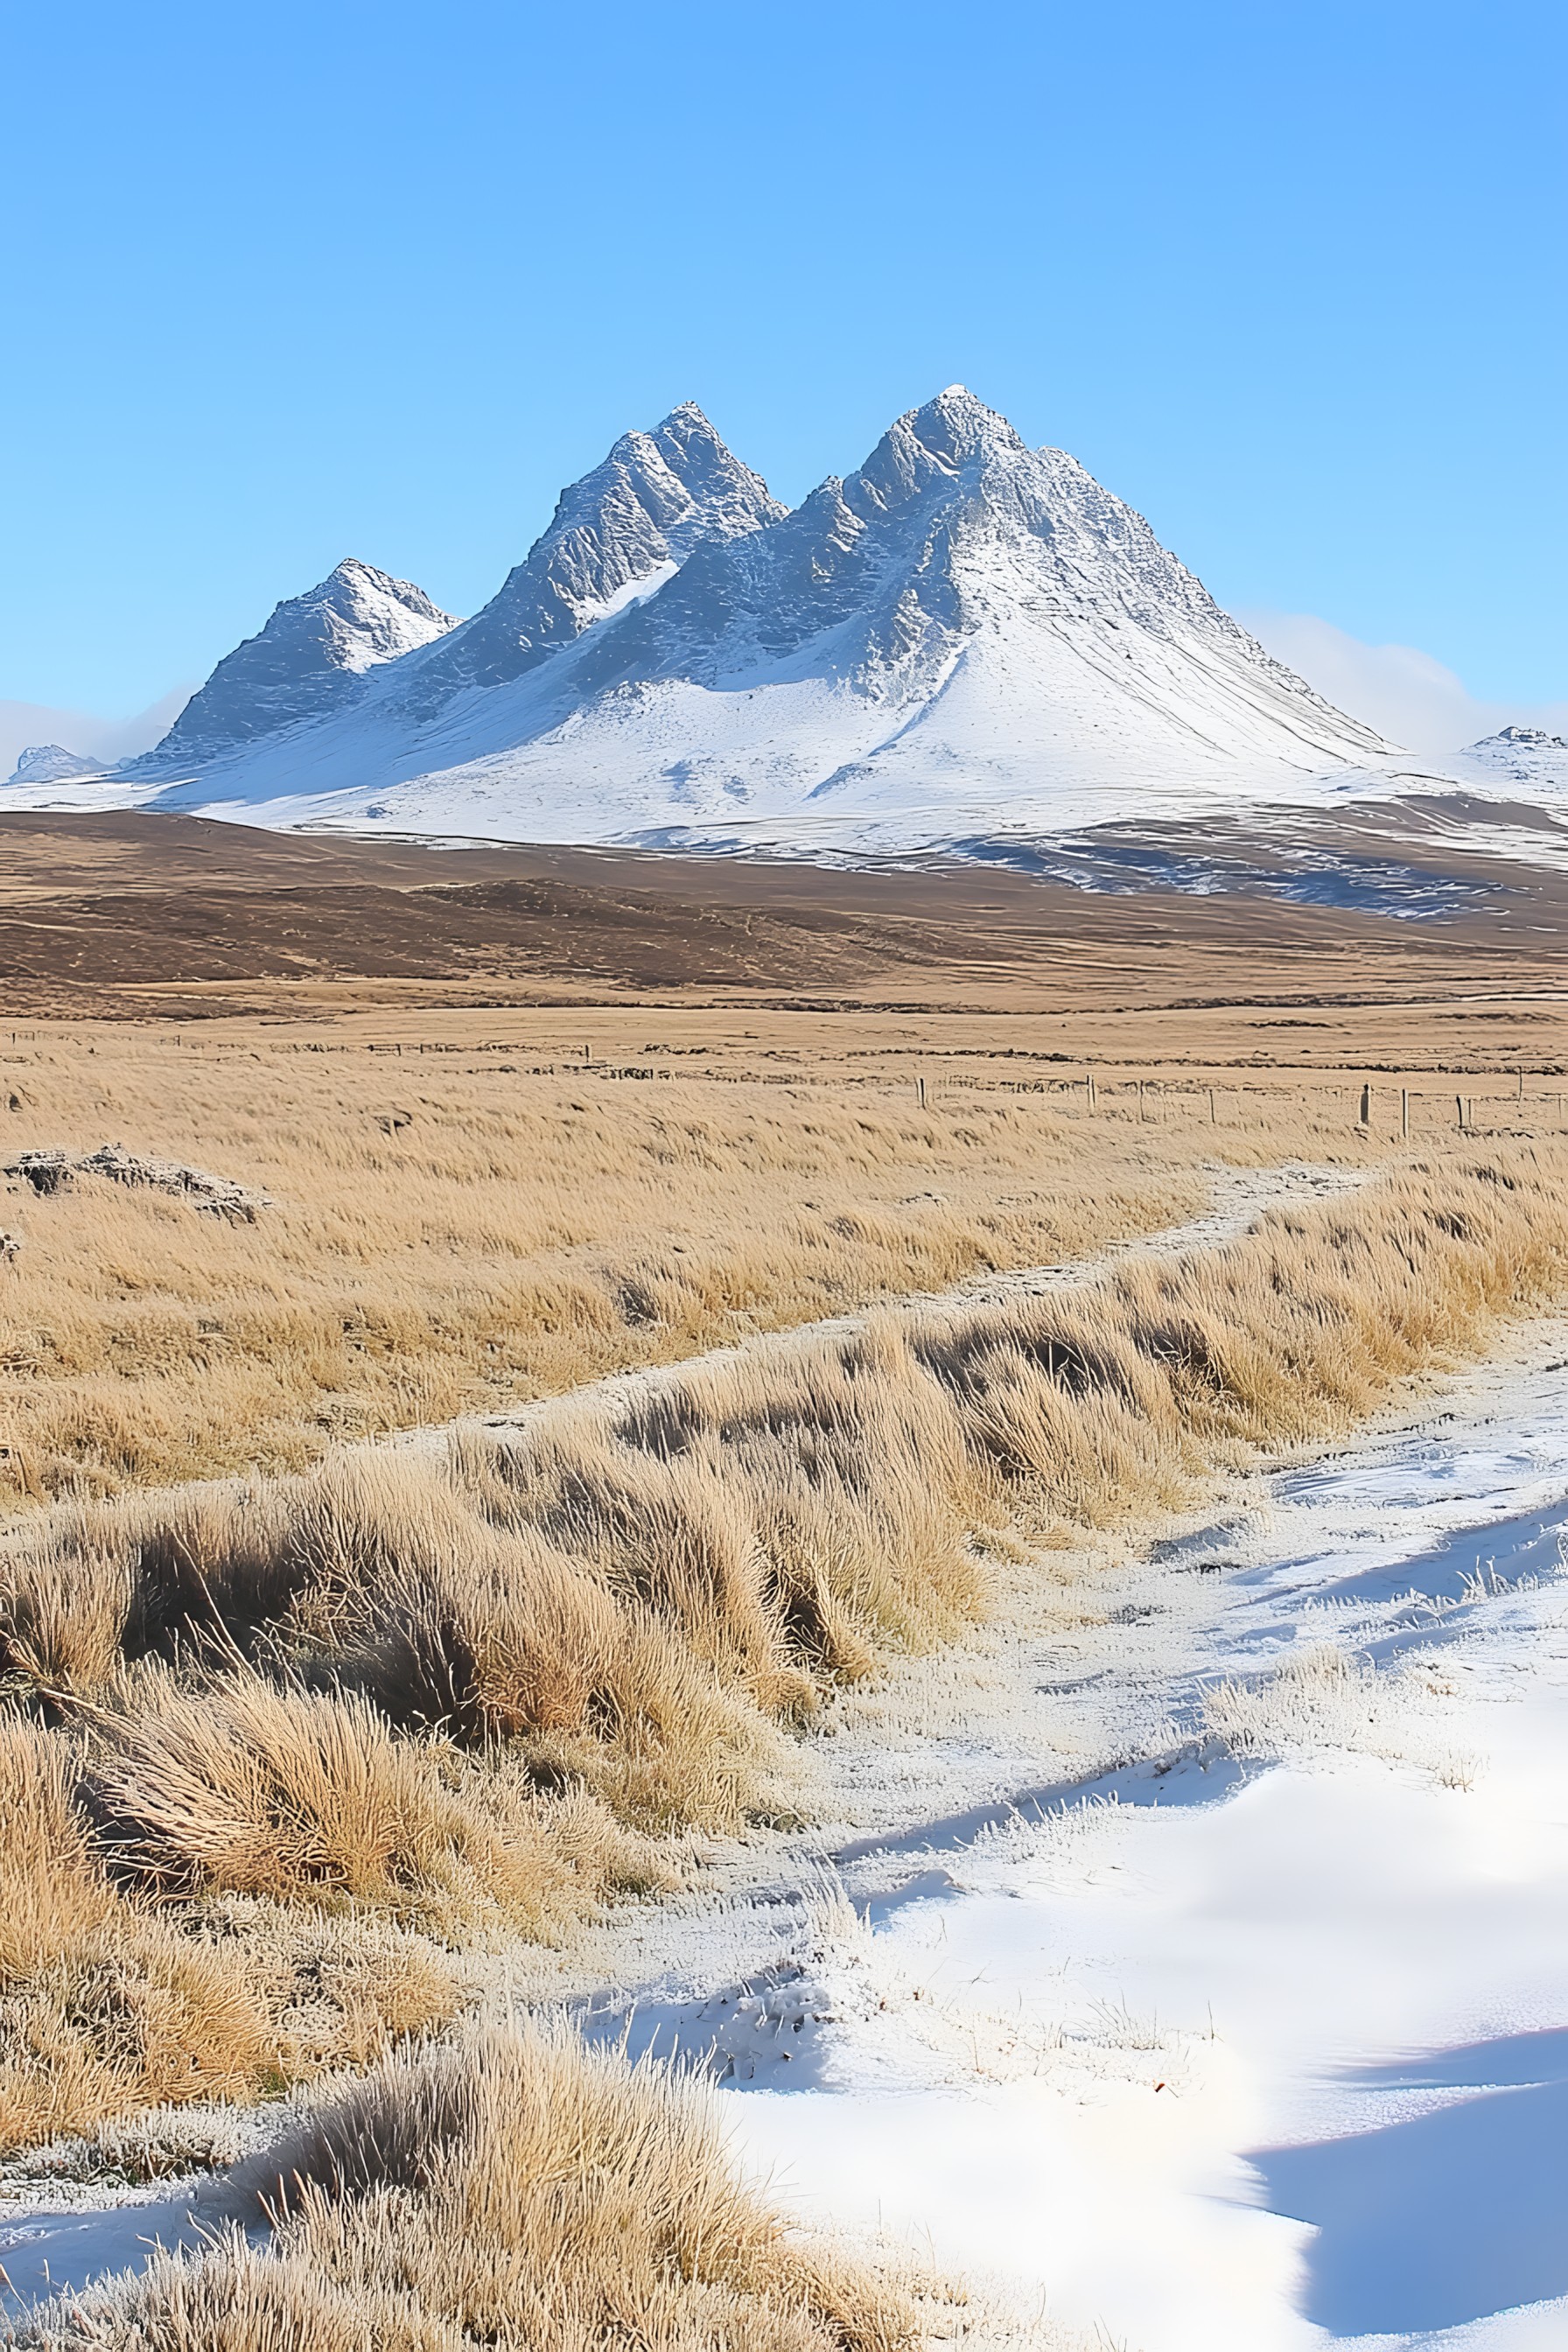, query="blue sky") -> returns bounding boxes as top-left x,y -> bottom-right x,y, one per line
4,0 -> 1564,726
